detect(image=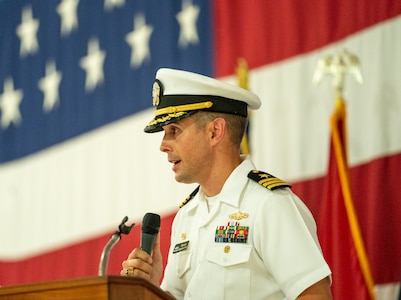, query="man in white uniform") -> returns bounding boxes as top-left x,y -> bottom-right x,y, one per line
121,68 -> 332,299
